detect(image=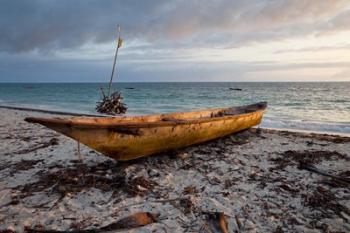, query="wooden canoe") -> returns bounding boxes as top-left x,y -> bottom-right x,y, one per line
25,102 -> 267,161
